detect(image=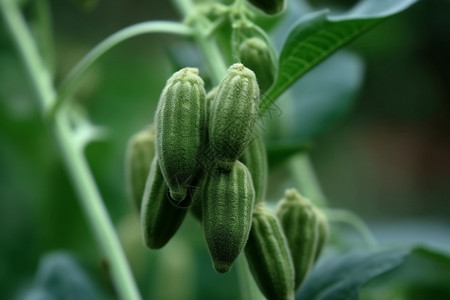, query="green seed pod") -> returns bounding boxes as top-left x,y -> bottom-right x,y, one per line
313,207 -> 329,262
209,63 -> 260,171
239,37 -> 277,93
125,125 -> 156,211
245,203 -> 295,300
141,157 -> 189,249
155,67 -> 207,201
239,134 -> 268,204
275,189 -> 325,290
247,0 -> 286,15
202,161 -> 255,273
